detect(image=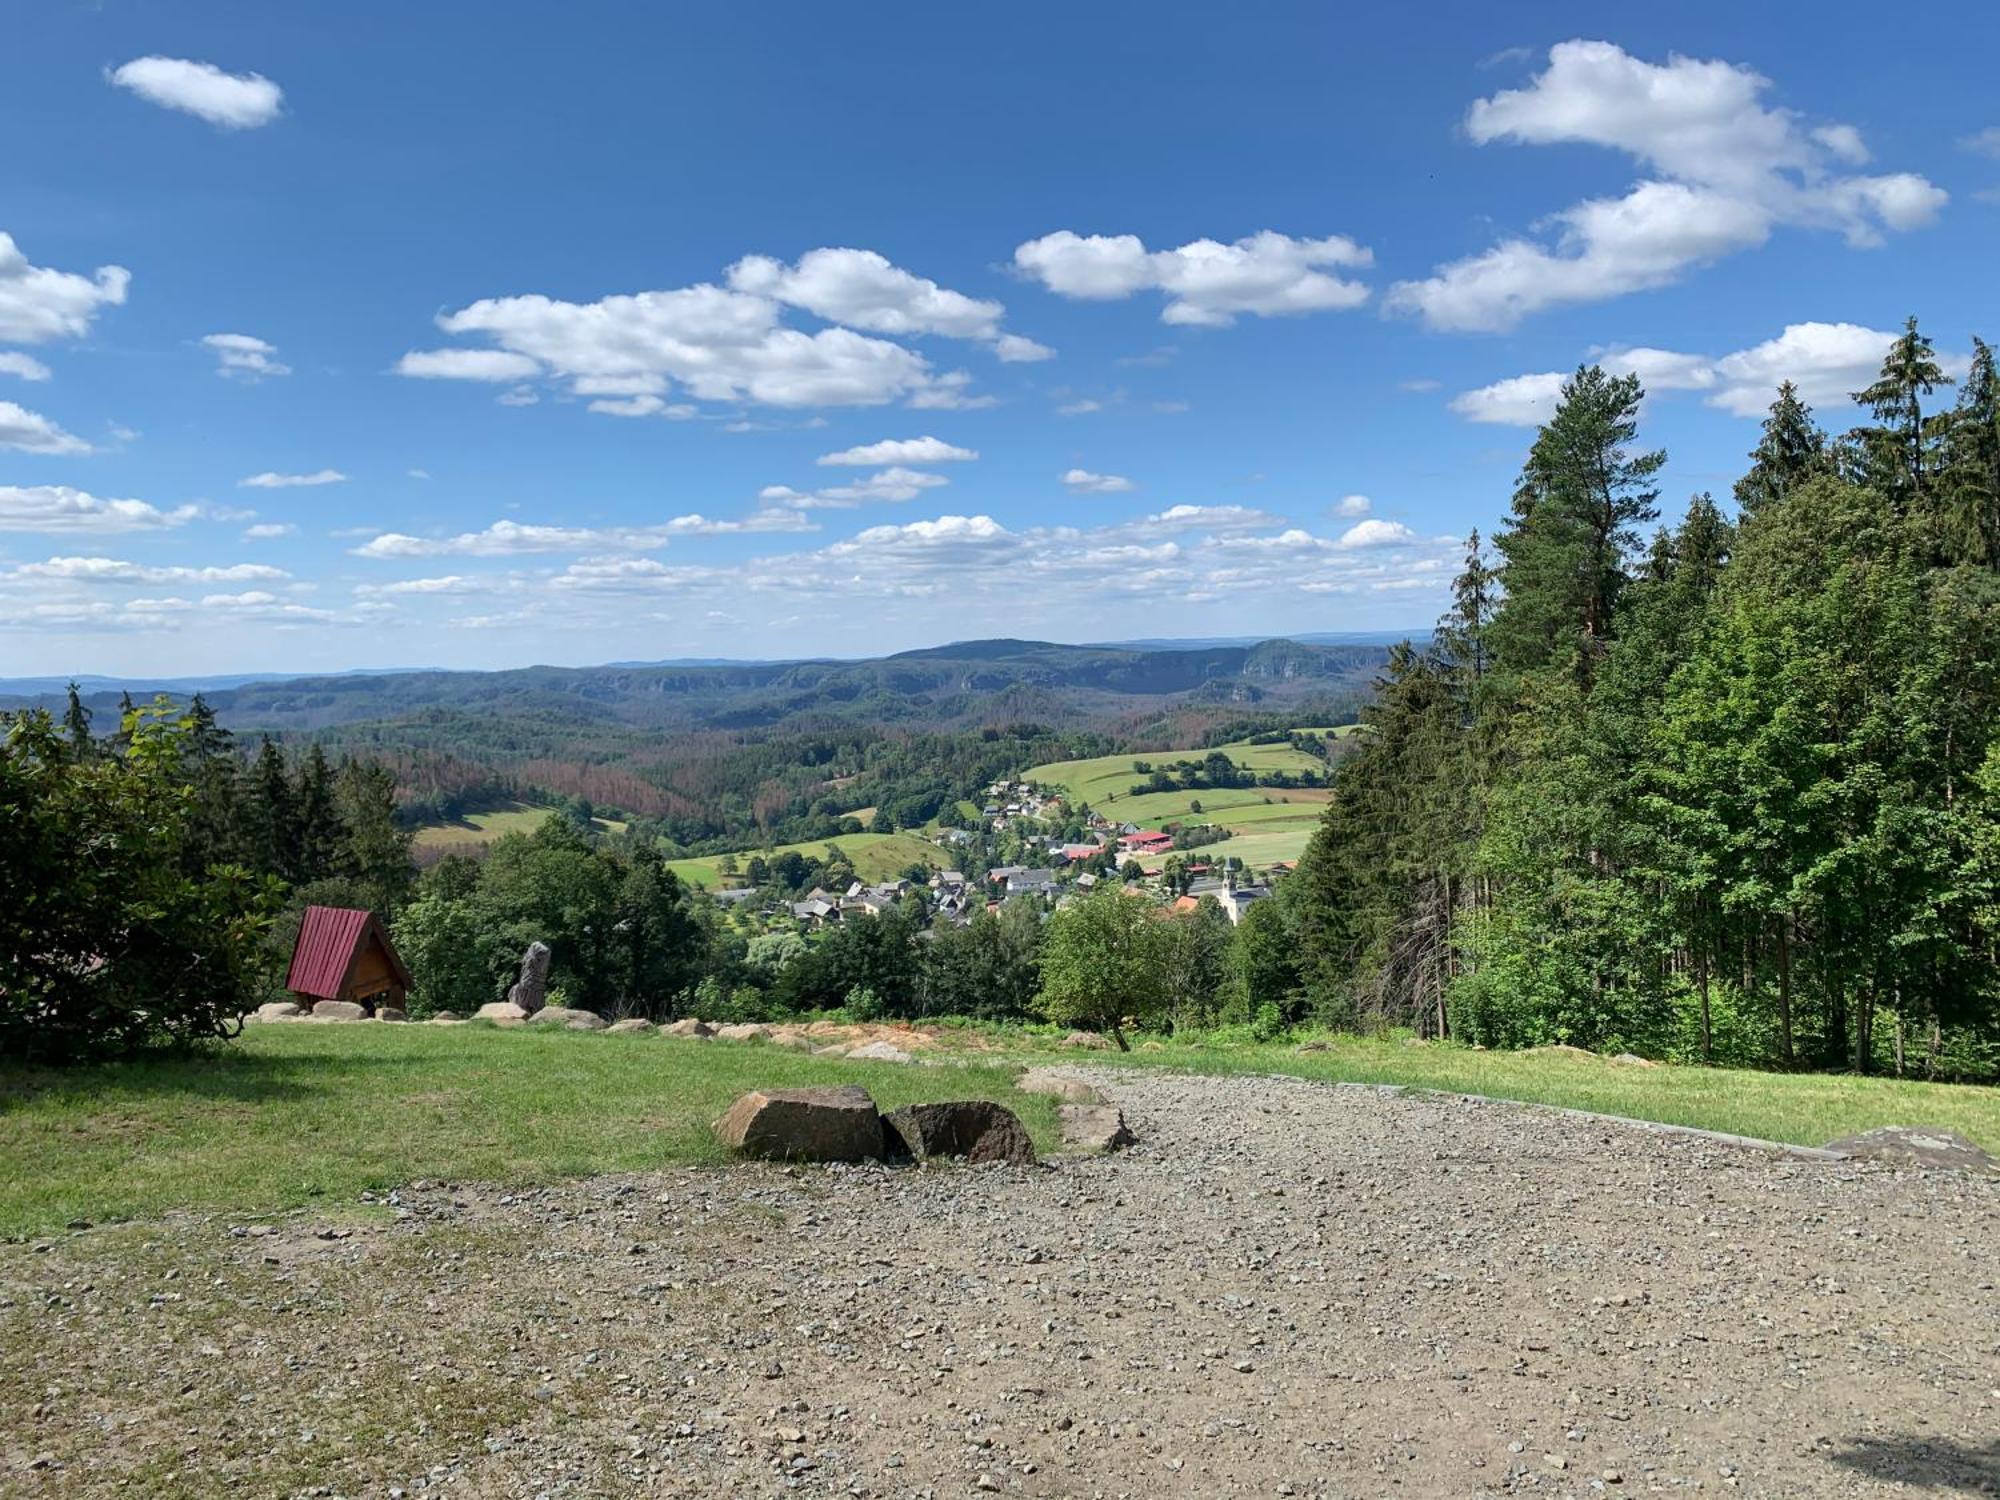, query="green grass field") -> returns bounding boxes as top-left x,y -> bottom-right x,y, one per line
1024,737 -> 1330,809
1090,1036 -> 2000,1153
411,800 -> 626,854
666,830 -> 945,889
0,1025 -> 1061,1238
